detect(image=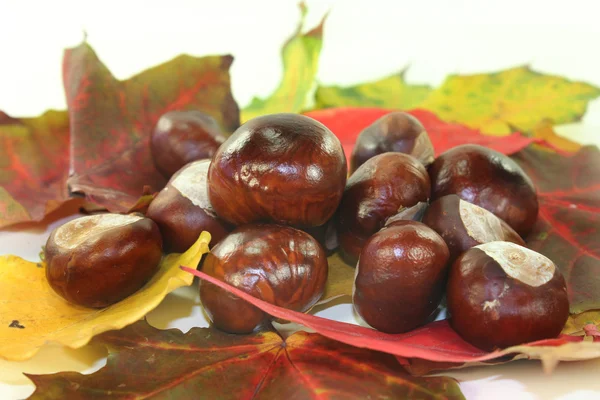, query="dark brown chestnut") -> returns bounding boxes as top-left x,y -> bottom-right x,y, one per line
447,241 -> 569,351
353,220 -> 450,333
429,144 -> 538,236
199,224 -> 328,333
337,152 -> 431,265
44,213 -> 163,308
151,110 -> 226,178
422,194 -> 525,262
146,159 -> 232,253
207,113 -> 347,227
351,111 -> 434,173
